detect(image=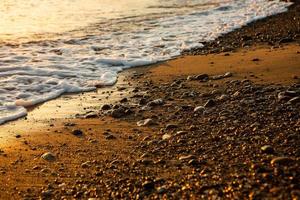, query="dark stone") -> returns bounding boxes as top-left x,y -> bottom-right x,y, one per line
204,99 -> 216,107
101,104 -> 111,110
72,129 -> 83,136
195,74 -> 209,80
142,181 -> 155,191
111,107 -> 126,118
